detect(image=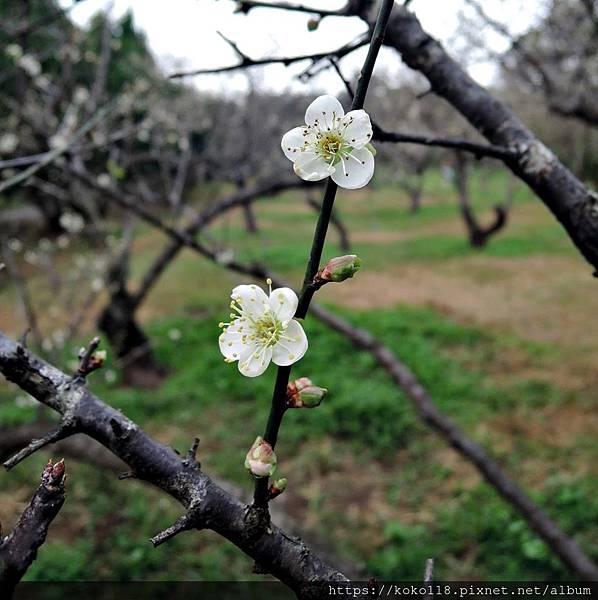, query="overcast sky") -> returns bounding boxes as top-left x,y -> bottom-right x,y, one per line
59,0 -> 544,95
